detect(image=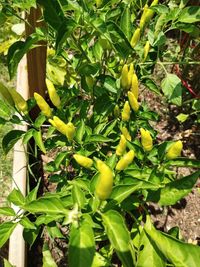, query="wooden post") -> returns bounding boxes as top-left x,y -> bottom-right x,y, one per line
25,7 -> 47,98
